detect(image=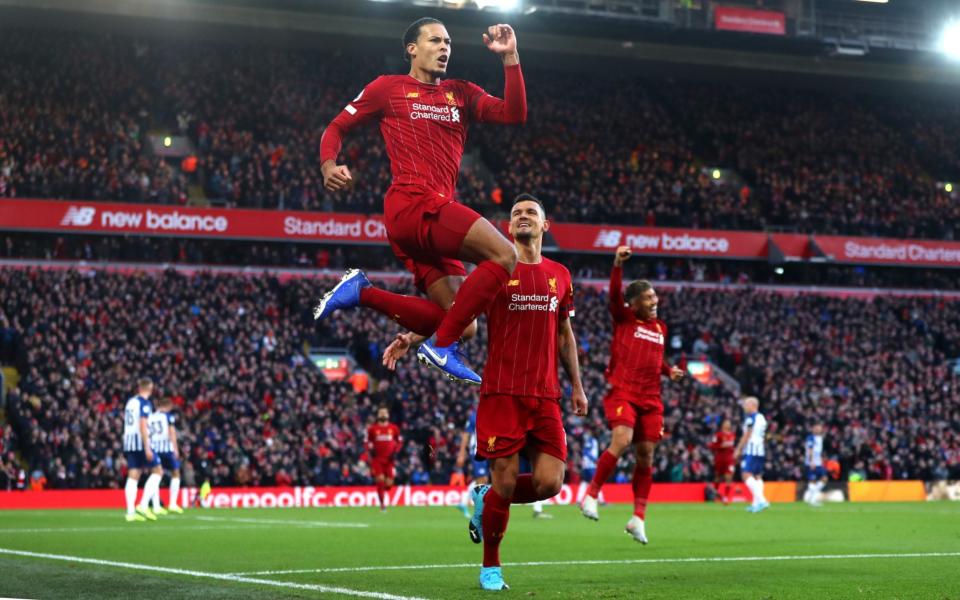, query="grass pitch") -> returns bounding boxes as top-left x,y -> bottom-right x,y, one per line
0,502 -> 958,599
